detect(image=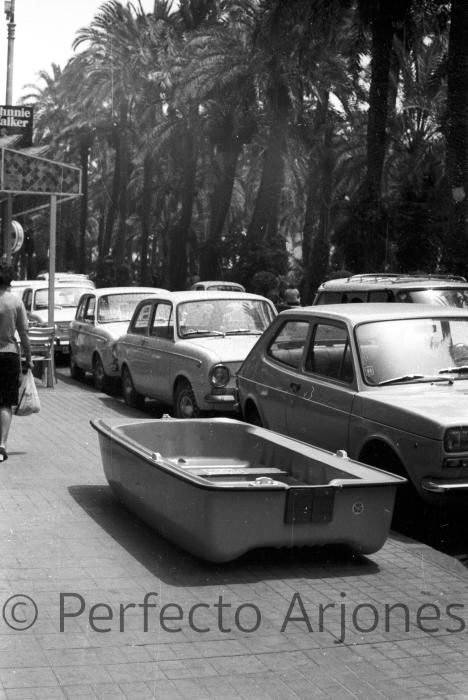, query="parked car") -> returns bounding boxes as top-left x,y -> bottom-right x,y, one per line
22,282 -> 96,356
114,290 -> 277,417
10,279 -> 45,299
11,275 -> 94,301
35,272 -> 95,287
237,303 -> 468,510
69,286 -> 167,390
314,273 -> 468,307
190,280 -> 246,292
